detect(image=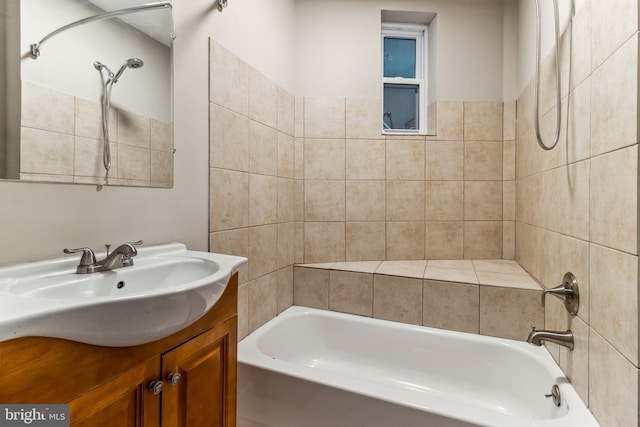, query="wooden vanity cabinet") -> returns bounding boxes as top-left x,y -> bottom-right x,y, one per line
0,274 -> 238,427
